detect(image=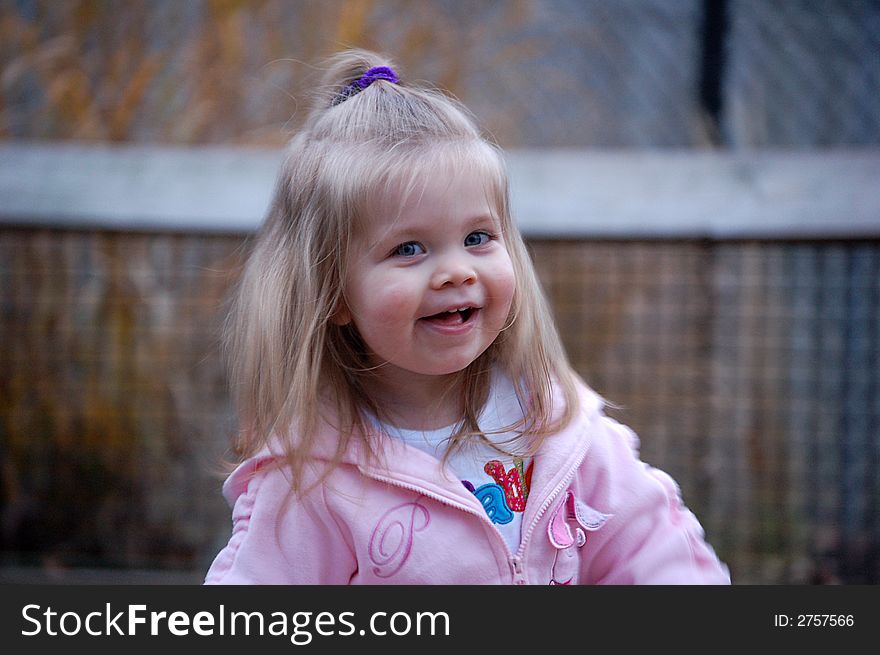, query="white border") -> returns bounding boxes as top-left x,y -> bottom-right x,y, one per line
1,143 -> 879,238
